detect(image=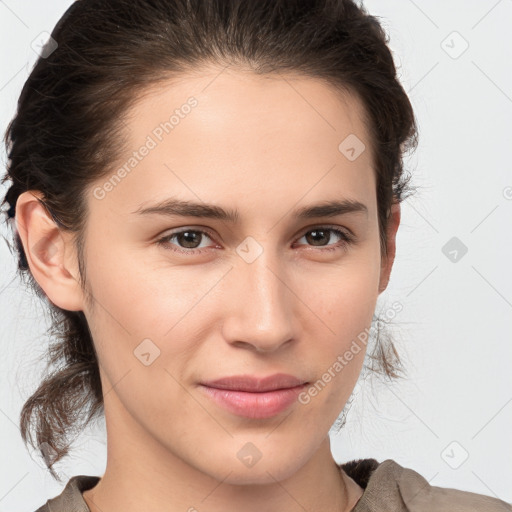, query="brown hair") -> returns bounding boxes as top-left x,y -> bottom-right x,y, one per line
1,0 -> 418,480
